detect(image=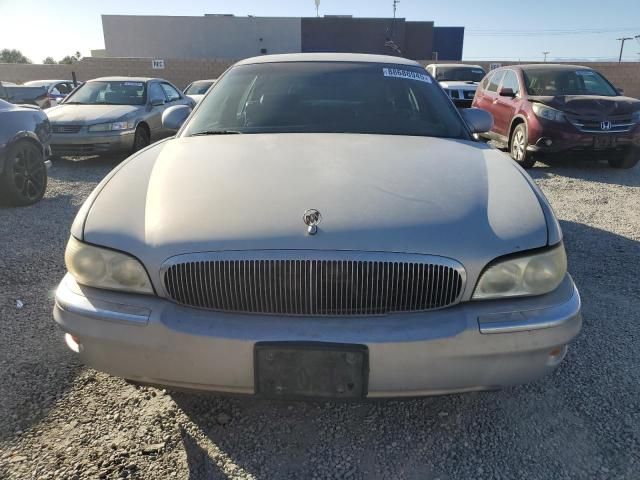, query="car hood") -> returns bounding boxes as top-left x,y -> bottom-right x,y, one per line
439,81 -> 479,90
82,134 -> 549,292
47,104 -> 140,124
529,95 -> 640,116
